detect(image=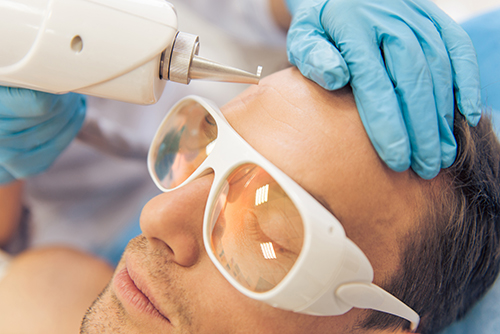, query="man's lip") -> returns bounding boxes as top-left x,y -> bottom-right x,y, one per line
113,265 -> 171,324
126,262 -> 170,321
